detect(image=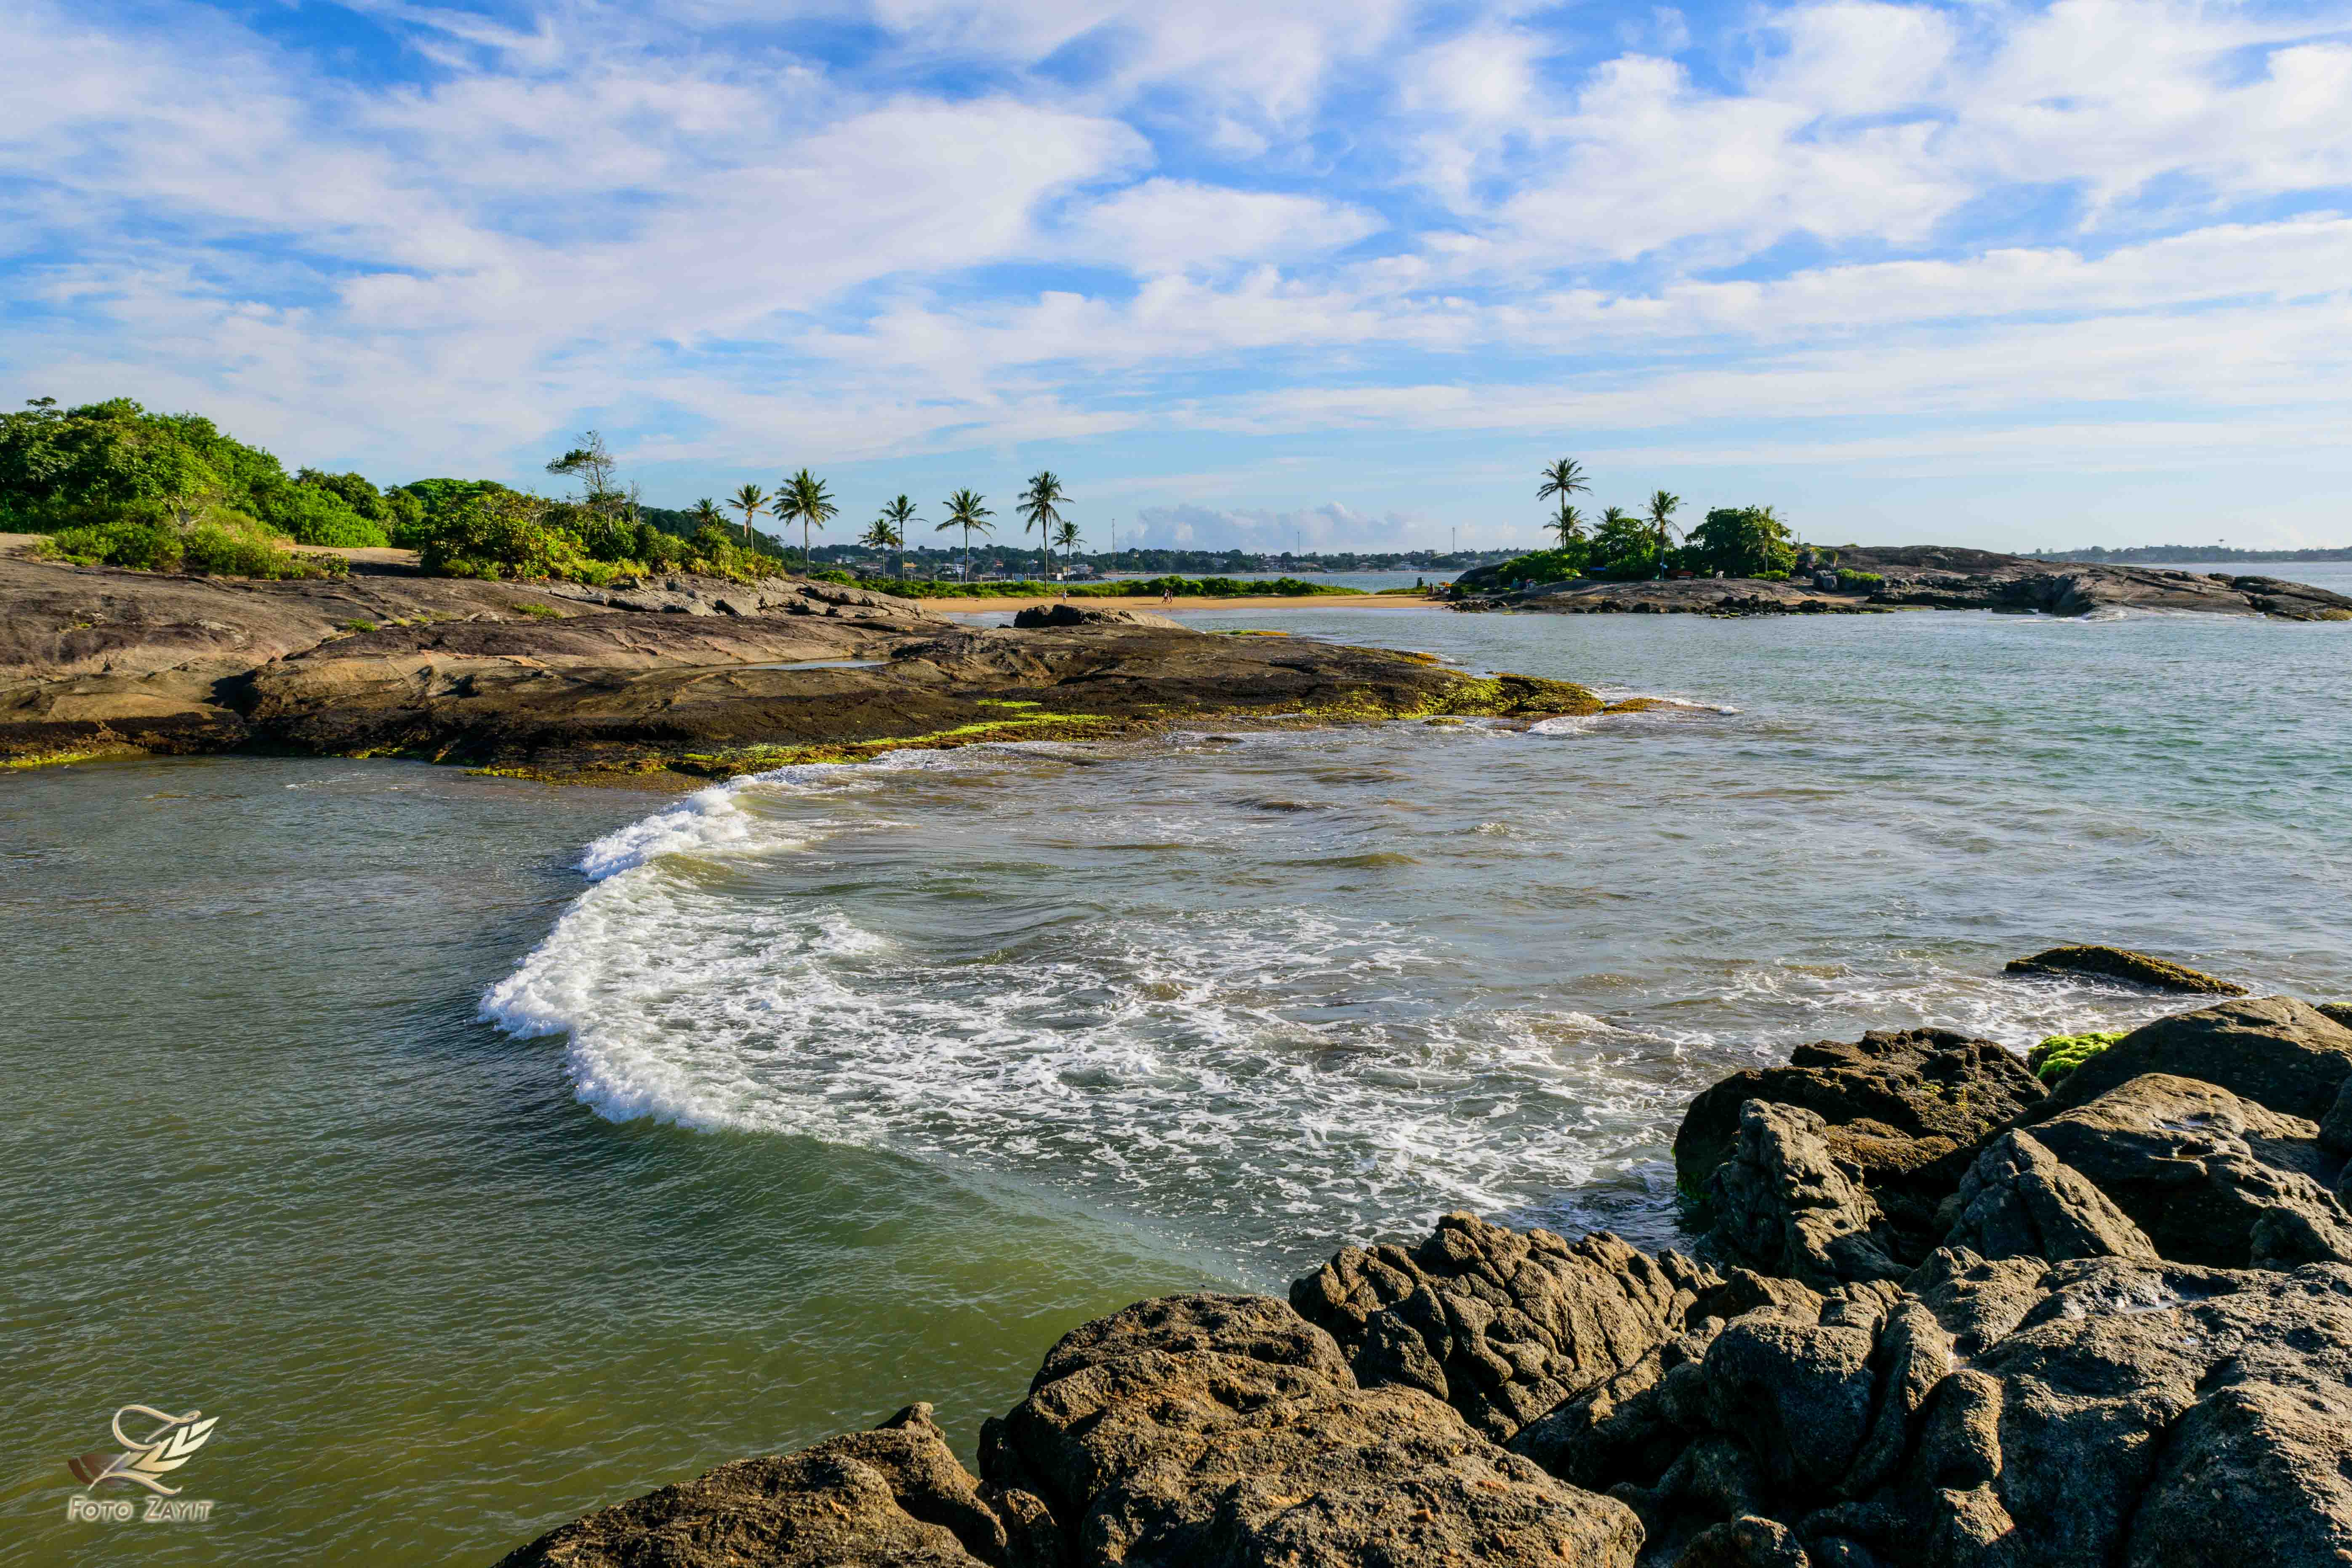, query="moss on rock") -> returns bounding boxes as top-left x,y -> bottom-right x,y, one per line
2004,945 -> 2247,995
2027,1030 -> 2127,1085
